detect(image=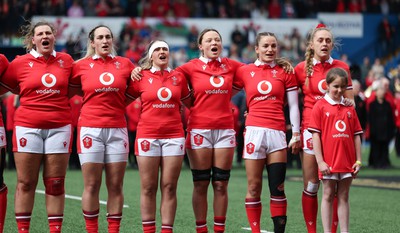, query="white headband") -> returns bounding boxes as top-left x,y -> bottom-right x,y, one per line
148,41 -> 169,59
